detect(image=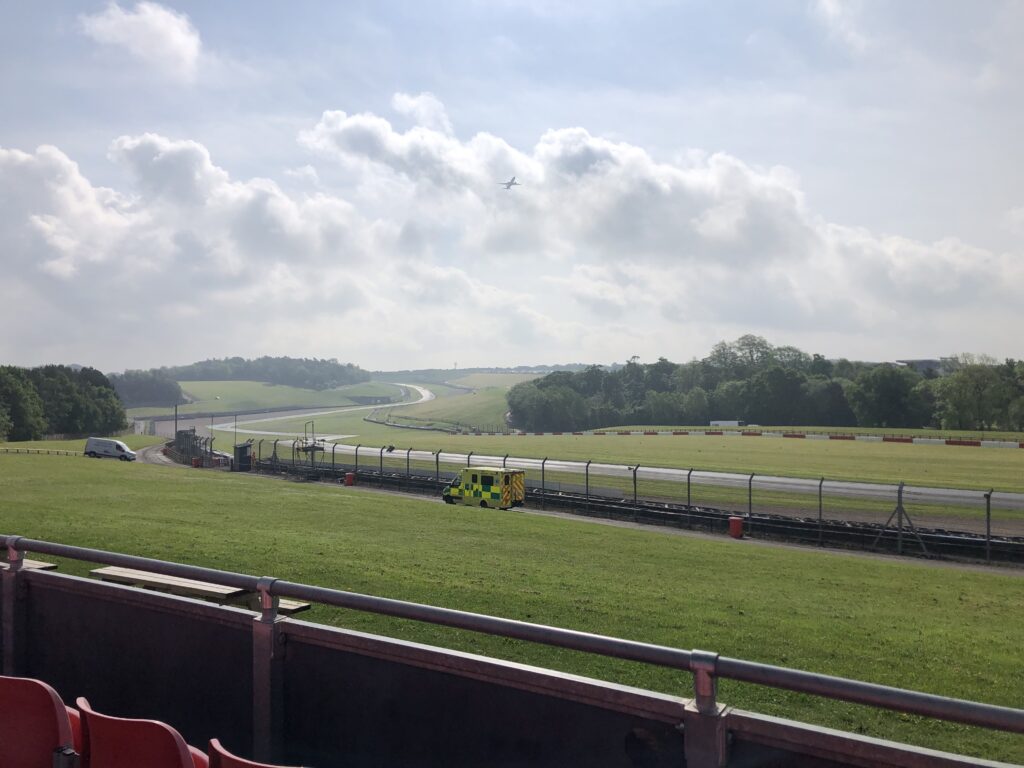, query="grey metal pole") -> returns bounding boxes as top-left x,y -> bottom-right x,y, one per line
467,451 -> 474,467
355,444 -> 360,474
331,443 -> 337,471
379,447 -> 385,487
633,465 -> 639,521
435,450 -> 440,483
585,460 -> 592,513
406,447 -> 412,489
541,457 -> 547,510
818,477 -> 824,546
748,473 -> 754,517
174,403 -> 178,439
503,453 -> 508,468
985,490 -> 993,564
897,481 -> 905,556
687,468 -> 693,508
234,414 -> 237,448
